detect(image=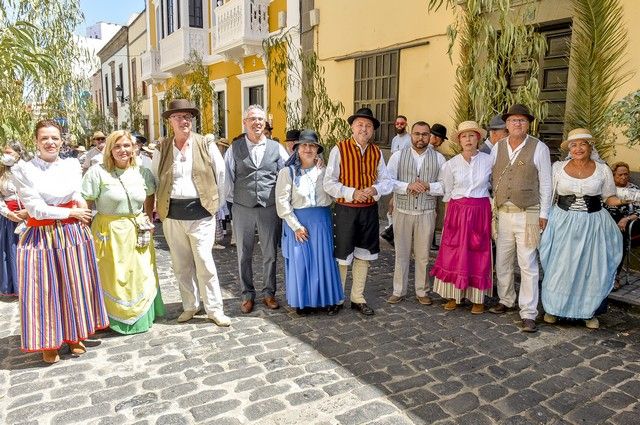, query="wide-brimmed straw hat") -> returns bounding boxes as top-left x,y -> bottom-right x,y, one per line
502,103 -> 535,123
142,143 -> 157,154
560,128 -> 594,151
293,129 -> 323,154
453,121 -> 487,142
91,131 -> 106,140
347,107 -> 380,130
162,99 -> 199,119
